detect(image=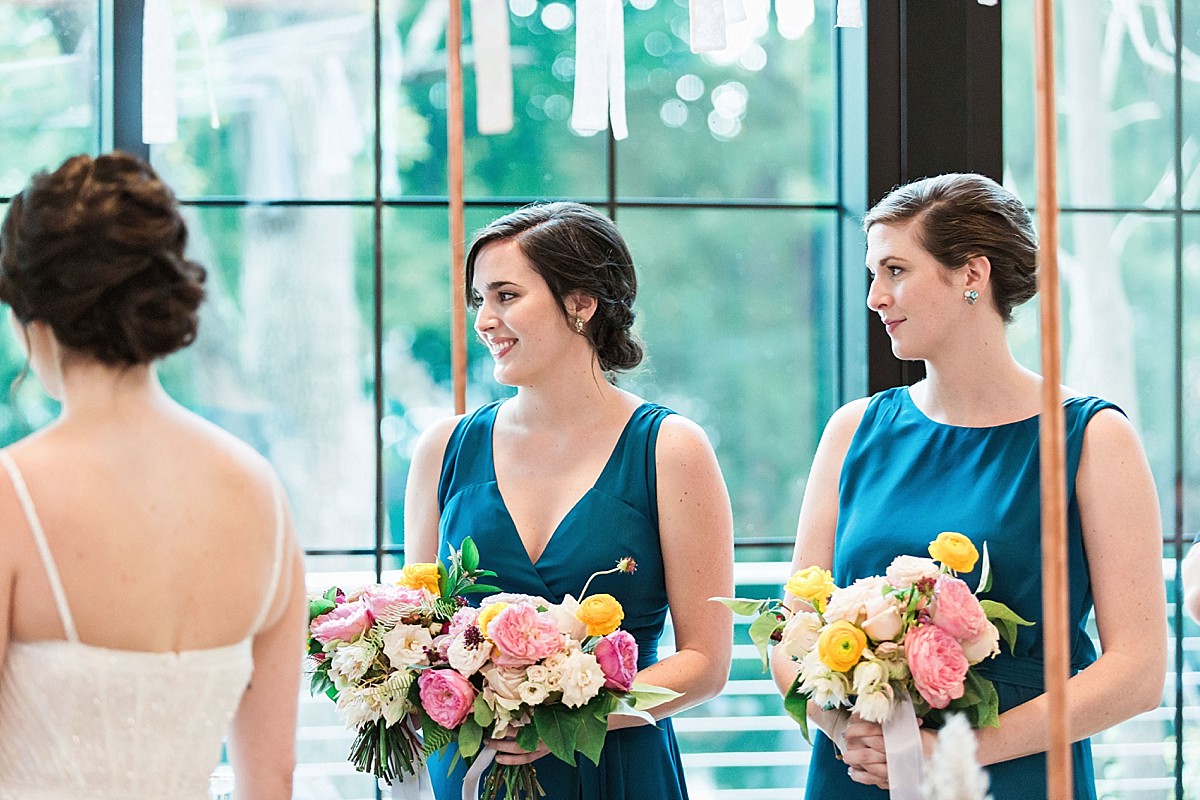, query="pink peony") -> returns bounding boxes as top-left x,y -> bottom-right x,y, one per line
594,630 -> 638,692
905,623 -> 969,709
418,668 -> 477,729
487,604 -> 565,667
360,585 -> 427,620
931,576 -> 988,640
310,601 -> 372,644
